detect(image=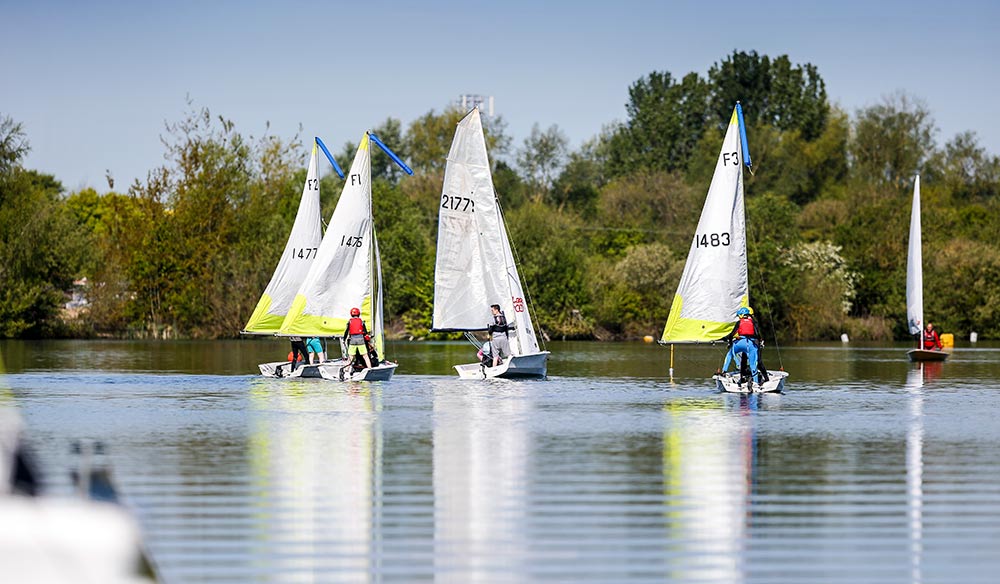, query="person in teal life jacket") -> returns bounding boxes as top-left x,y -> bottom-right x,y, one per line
720,307 -> 762,384
343,307 -> 373,369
